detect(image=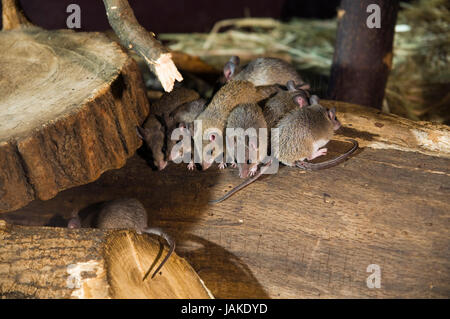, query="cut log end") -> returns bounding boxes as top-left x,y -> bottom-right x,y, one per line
152,53 -> 184,92
0,222 -> 212,299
